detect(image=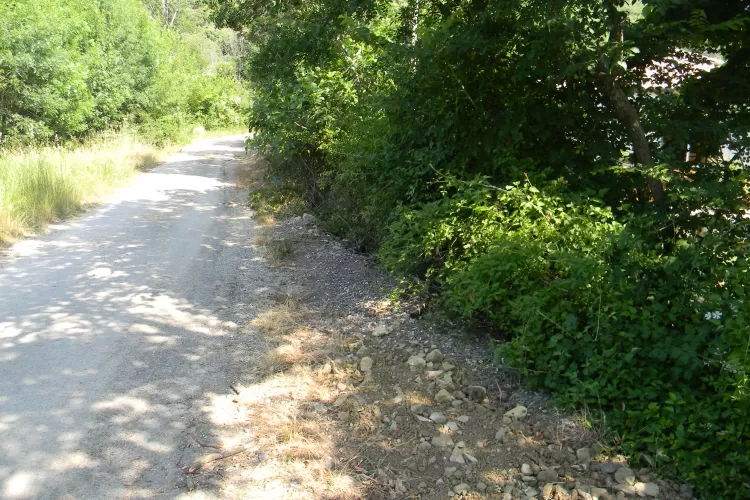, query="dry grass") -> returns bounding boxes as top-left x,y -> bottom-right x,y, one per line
253,224 -> 296,266
252,304 -> 339,375
0,133 -> 168,244
226,305 -> 367,499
